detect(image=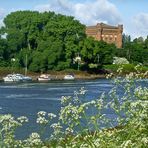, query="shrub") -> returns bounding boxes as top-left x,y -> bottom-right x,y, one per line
104,64 -> 148,74
113,57 -> 129,65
